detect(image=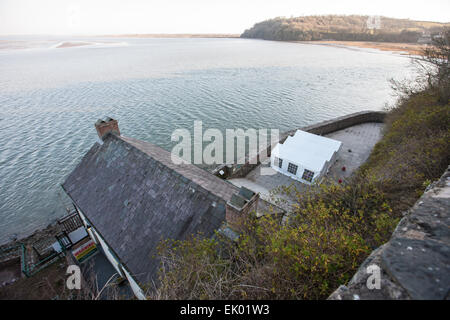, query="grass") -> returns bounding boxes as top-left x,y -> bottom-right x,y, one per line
361,88 -> 450,213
